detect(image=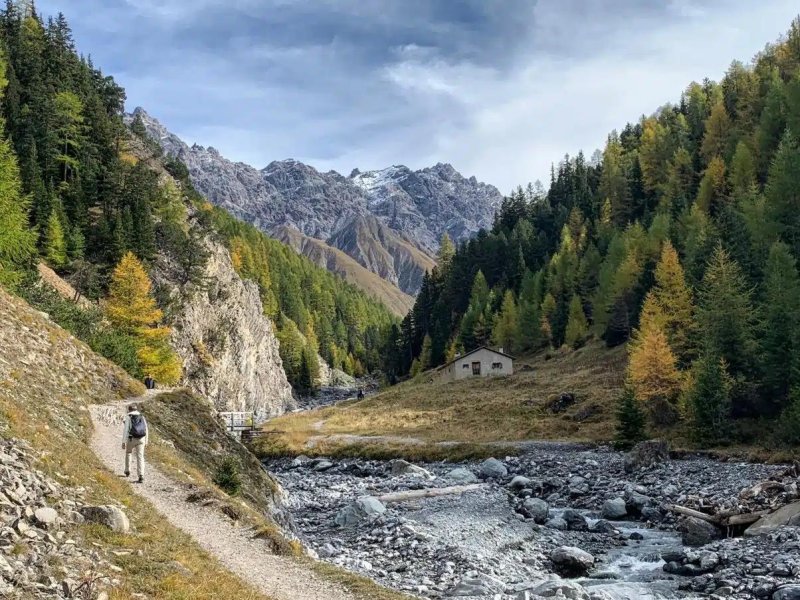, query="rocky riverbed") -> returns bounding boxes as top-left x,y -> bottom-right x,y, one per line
265,443 -> 800,600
